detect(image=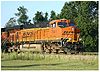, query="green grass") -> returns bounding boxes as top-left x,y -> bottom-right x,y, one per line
1,52 -> 98,70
